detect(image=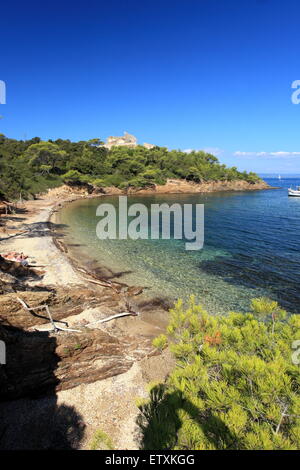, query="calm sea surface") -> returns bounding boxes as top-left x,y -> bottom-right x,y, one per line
59,178 -> 300,314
